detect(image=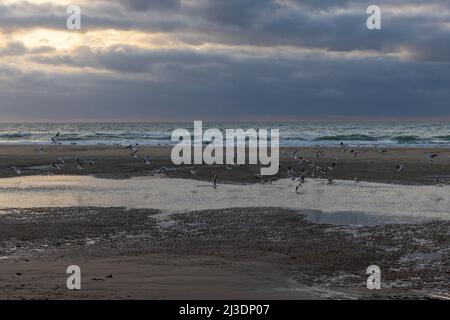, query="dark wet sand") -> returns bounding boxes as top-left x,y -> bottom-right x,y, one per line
0,207 -> 448,300
1,144 -> 450,185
